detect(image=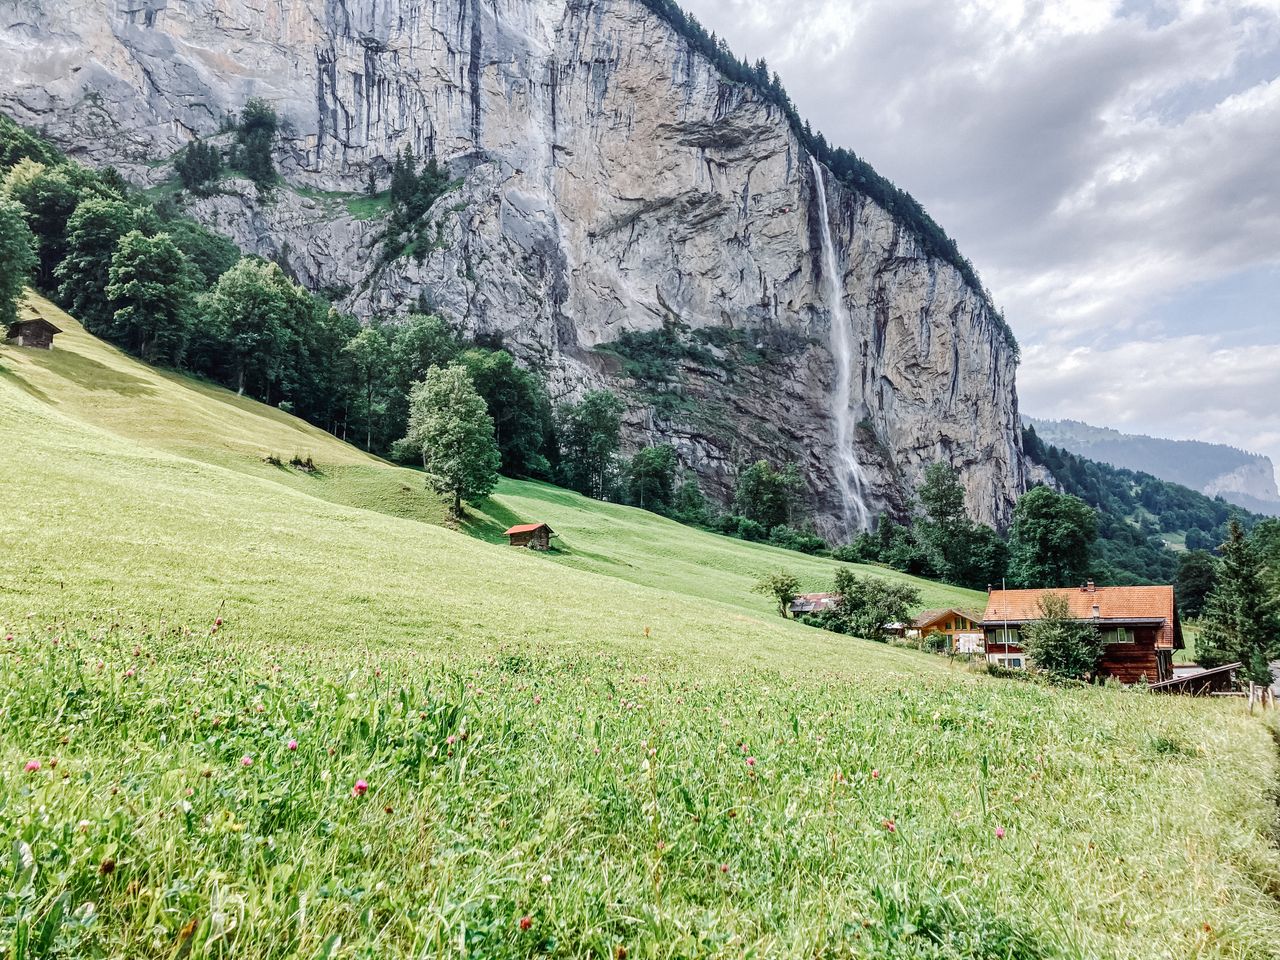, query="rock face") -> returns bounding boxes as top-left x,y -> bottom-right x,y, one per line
0,0 -> 1028,536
